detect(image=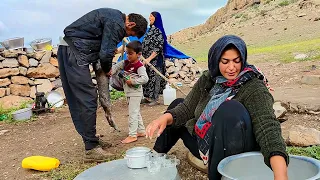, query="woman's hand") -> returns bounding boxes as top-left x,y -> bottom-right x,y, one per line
146,113 -> 173,139
270,155 -> 288,180
143,57 -> 151,65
